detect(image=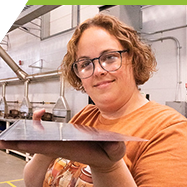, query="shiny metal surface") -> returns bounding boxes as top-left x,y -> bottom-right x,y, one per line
0,120 -> 147,142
